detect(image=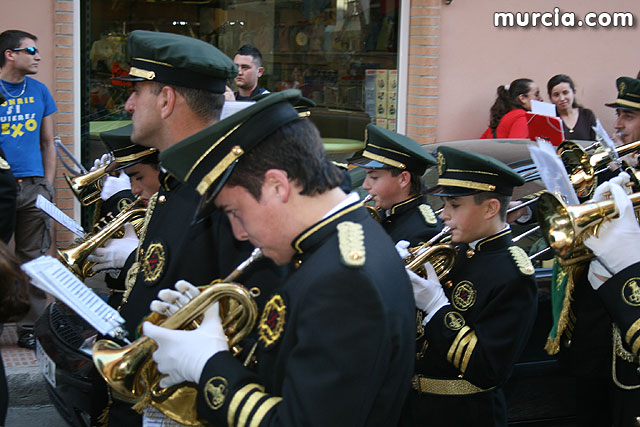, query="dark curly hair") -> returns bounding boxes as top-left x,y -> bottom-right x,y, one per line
488,78 -> 534,133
